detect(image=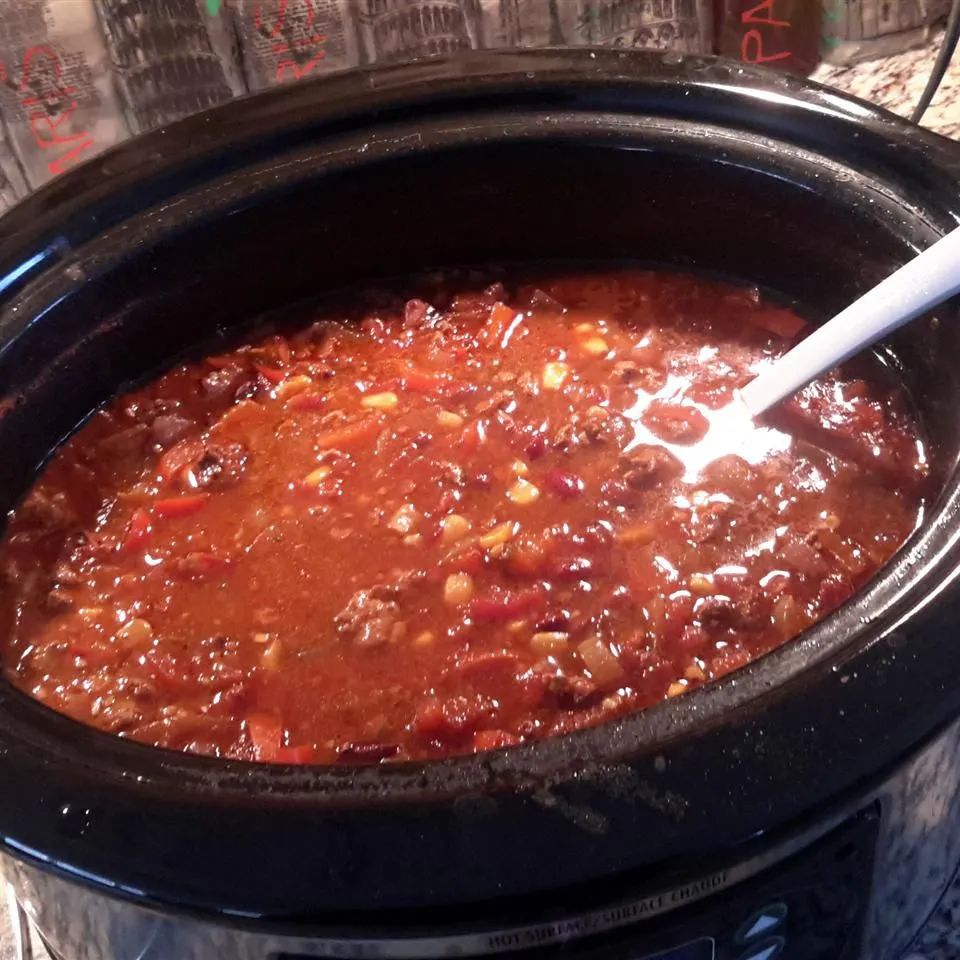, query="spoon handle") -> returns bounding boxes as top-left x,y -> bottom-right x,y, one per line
740,224 -> 960,416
